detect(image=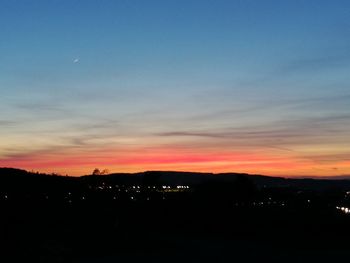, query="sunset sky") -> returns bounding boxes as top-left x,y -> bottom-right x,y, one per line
1,0 -> 350,176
